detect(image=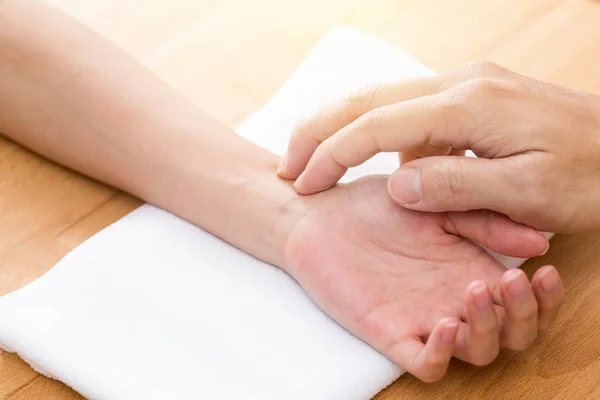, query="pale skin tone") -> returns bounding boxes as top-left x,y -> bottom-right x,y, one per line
0,0 -> 564,383
281,61 -> 600,233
